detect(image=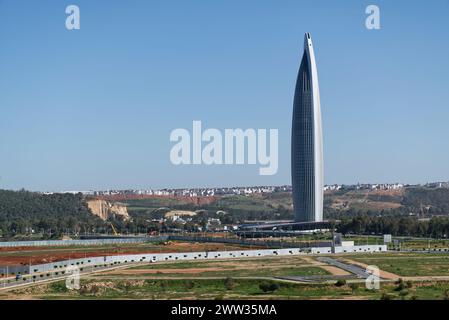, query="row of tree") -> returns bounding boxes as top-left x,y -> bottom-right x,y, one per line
337,215 -> 449,238
0,190 -> 104,239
